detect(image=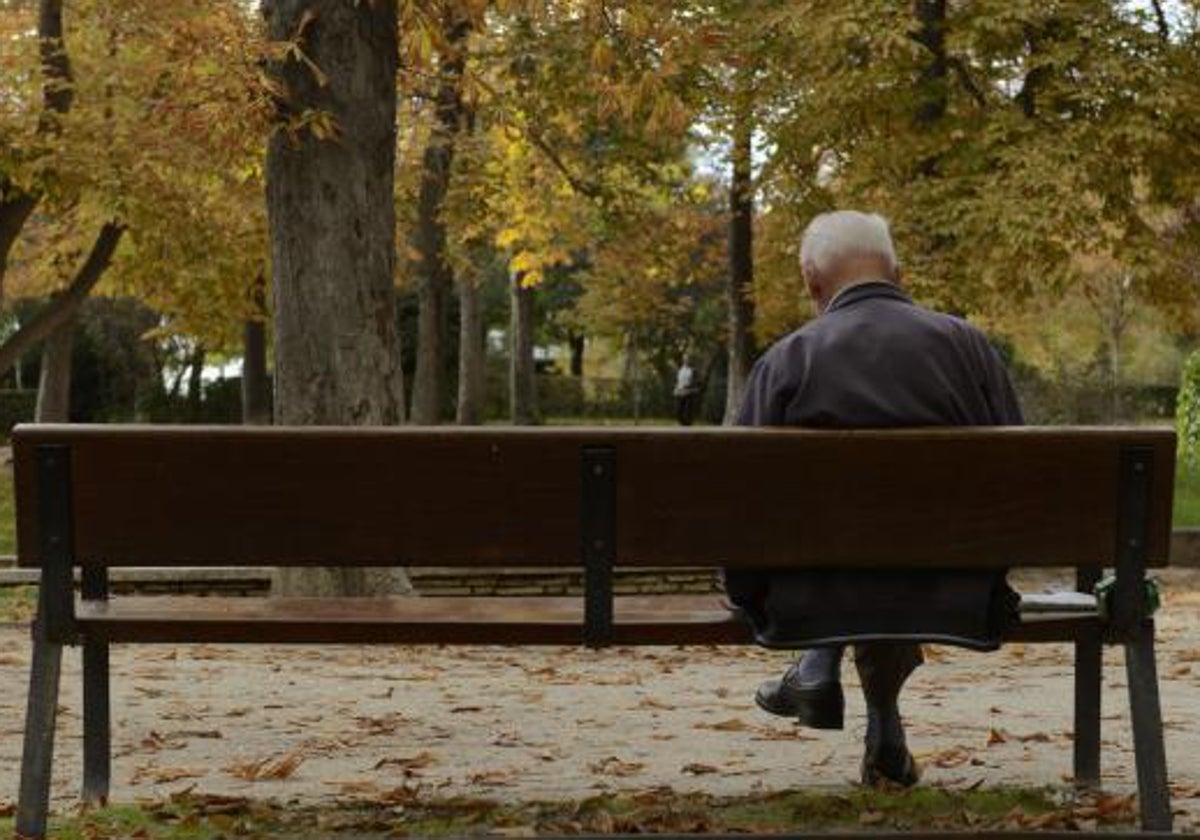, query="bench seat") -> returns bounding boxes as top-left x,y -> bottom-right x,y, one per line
73,594 -> 1102,647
